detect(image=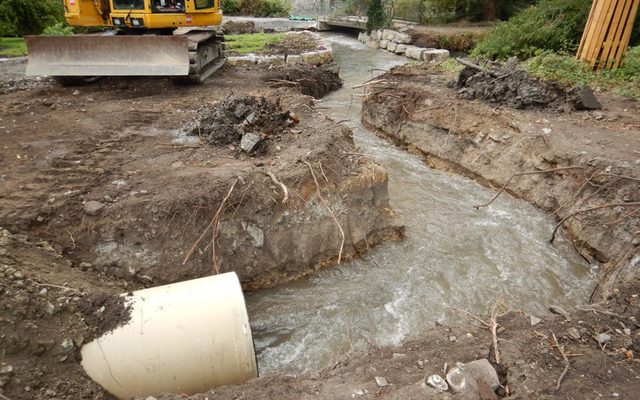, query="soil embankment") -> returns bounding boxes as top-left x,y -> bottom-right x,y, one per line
361,63 -> 639,299
0,63 -> 401,399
